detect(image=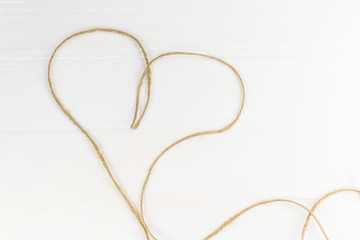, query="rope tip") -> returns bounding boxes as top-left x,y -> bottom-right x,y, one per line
131,122 -> 139,130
